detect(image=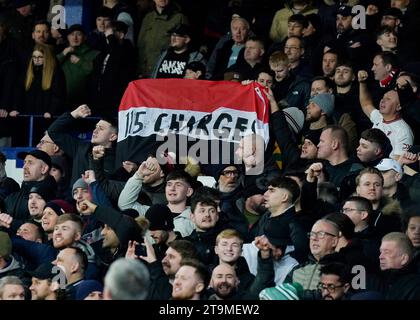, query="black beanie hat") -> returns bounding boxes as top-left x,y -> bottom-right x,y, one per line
145,204 -> 174,231
304,131 -> 321,147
